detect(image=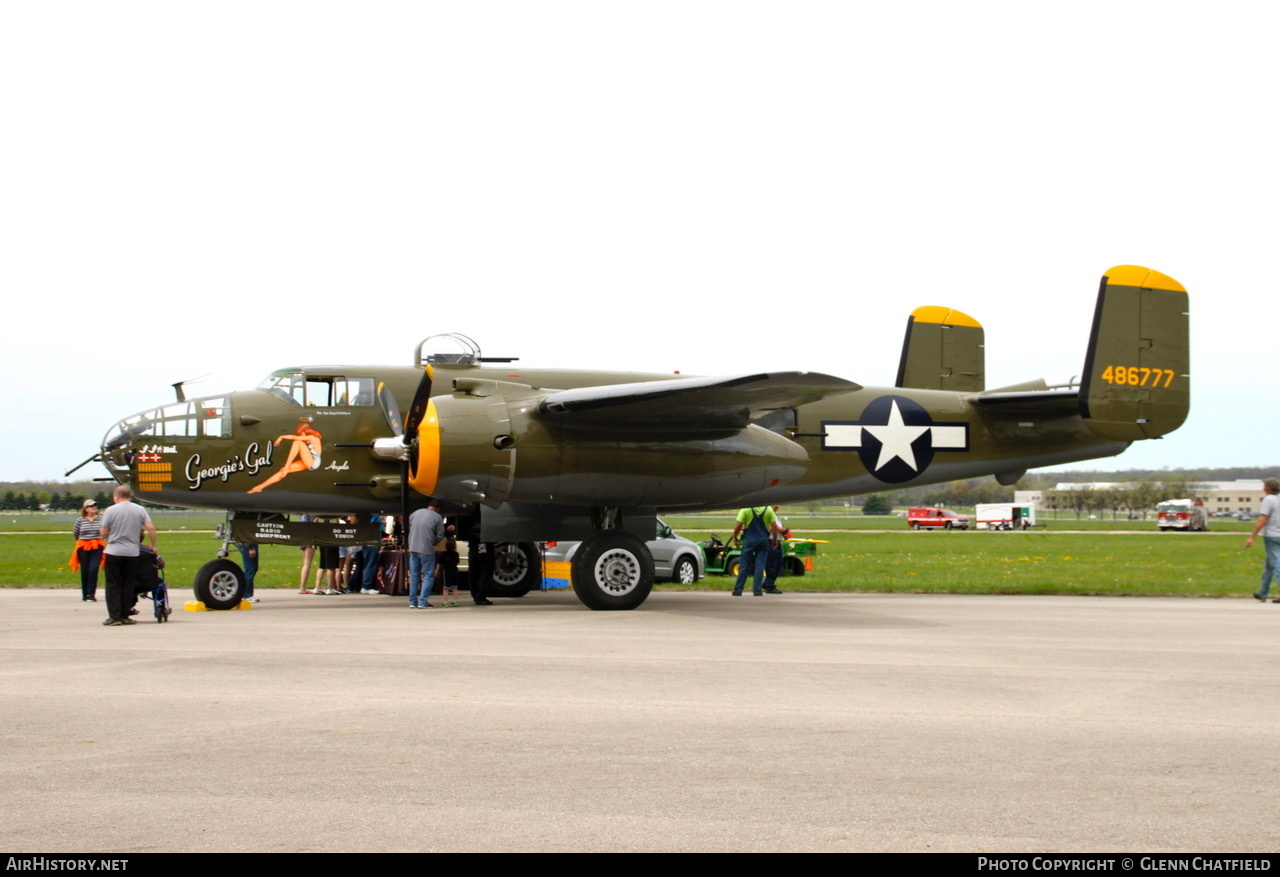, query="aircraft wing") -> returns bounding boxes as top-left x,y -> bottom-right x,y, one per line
538,372 -> 859,431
